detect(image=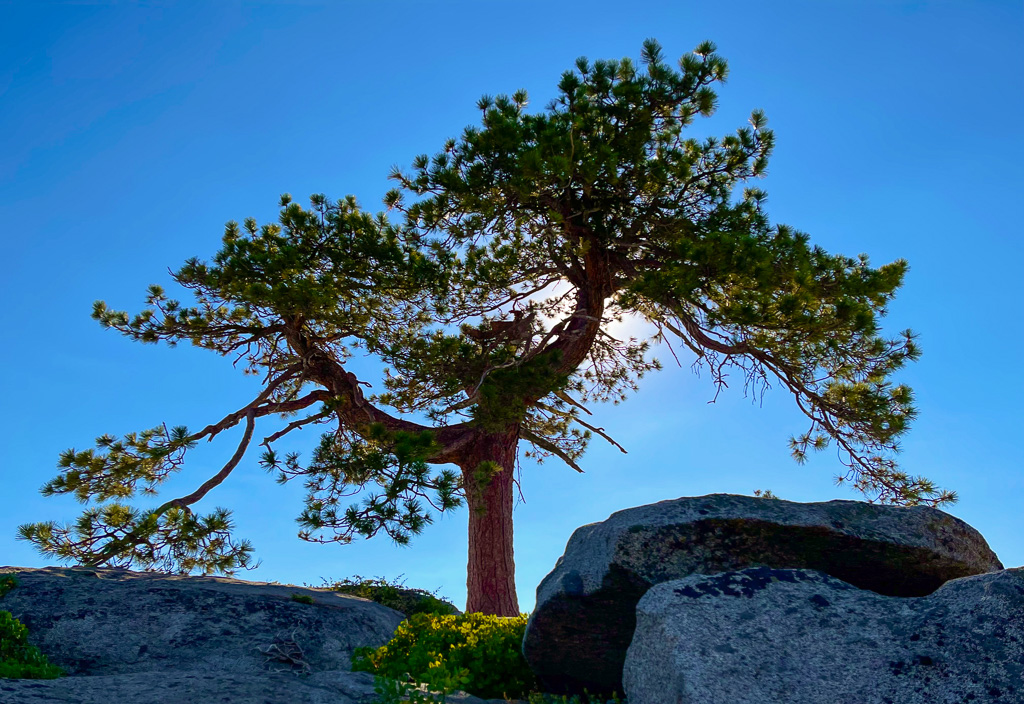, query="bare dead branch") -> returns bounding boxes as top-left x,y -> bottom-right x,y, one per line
553,408 -> 628,454
553,389 -> 593,415
520,428 -> 584,473
260,408 -> 334,448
